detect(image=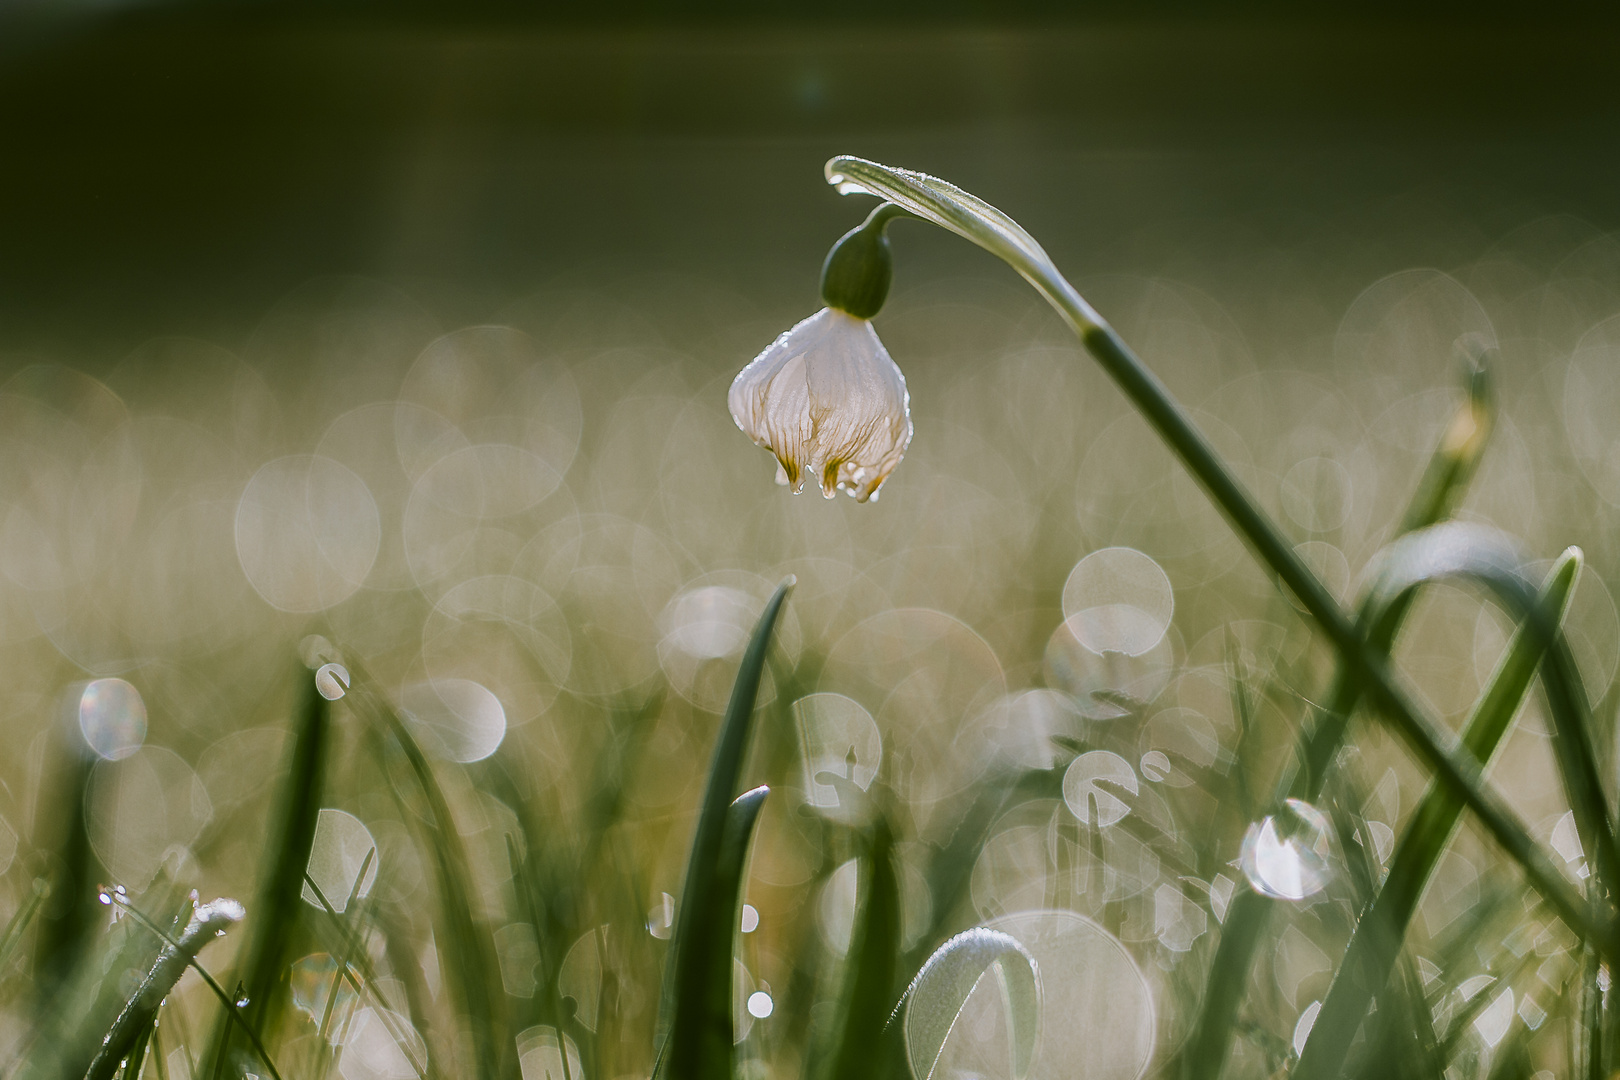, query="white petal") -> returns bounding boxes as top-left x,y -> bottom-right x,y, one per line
729,307 -> 912,503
